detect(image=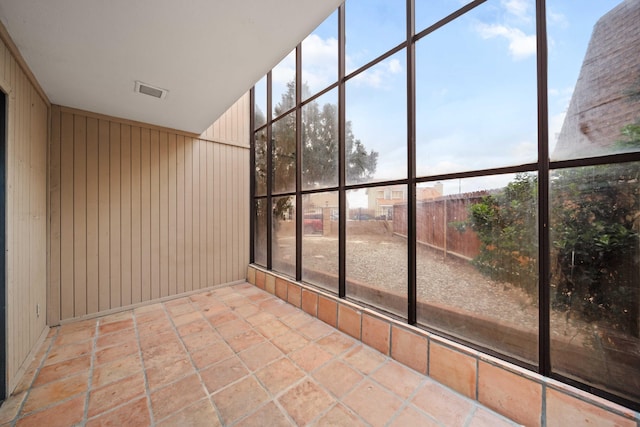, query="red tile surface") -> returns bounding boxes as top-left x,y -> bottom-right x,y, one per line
17,395 -> 85,427
279,379 -> 335,425
6,282 -> 532,427
362,313 -> 390,355
429,342 -> 477,399
338,304 -> 361,339
478,361 -> 542,427
412,380 -> 474,427
343,380 -> 403,427
390,325 -> 428,374
301,289 -> 318,316
318,295 -> 338,327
